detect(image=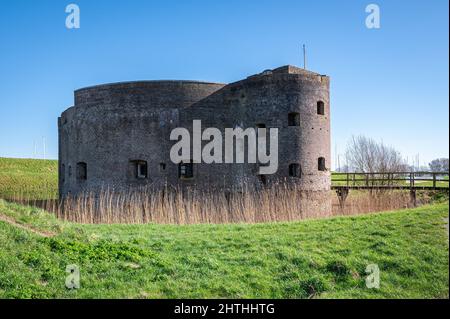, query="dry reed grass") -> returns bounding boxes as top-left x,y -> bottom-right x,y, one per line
331,189 -> 424,216
6,183 -> 430,225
